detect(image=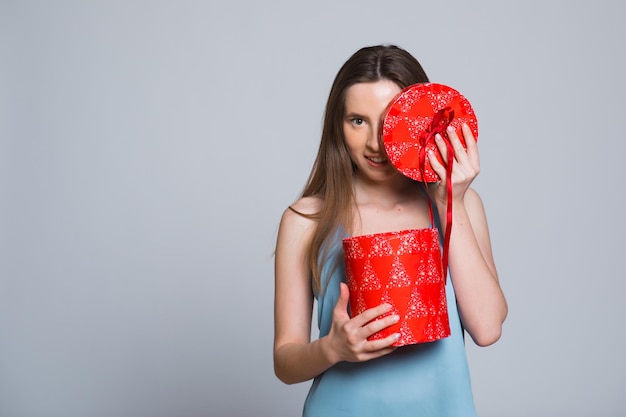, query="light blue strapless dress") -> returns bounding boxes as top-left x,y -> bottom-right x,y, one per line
302,221 -> 477,417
